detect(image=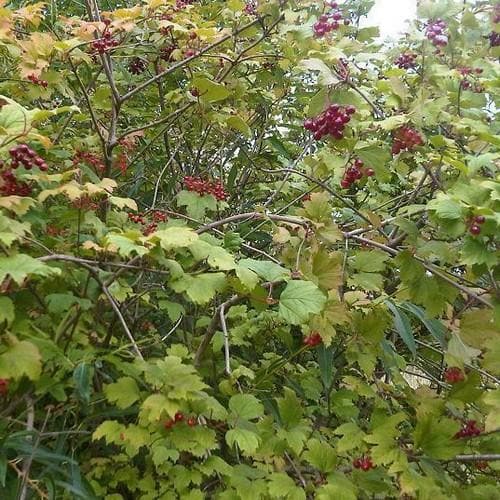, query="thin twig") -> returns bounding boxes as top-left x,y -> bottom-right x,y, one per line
220,302 -> 232,375
194,295 -> 240,367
